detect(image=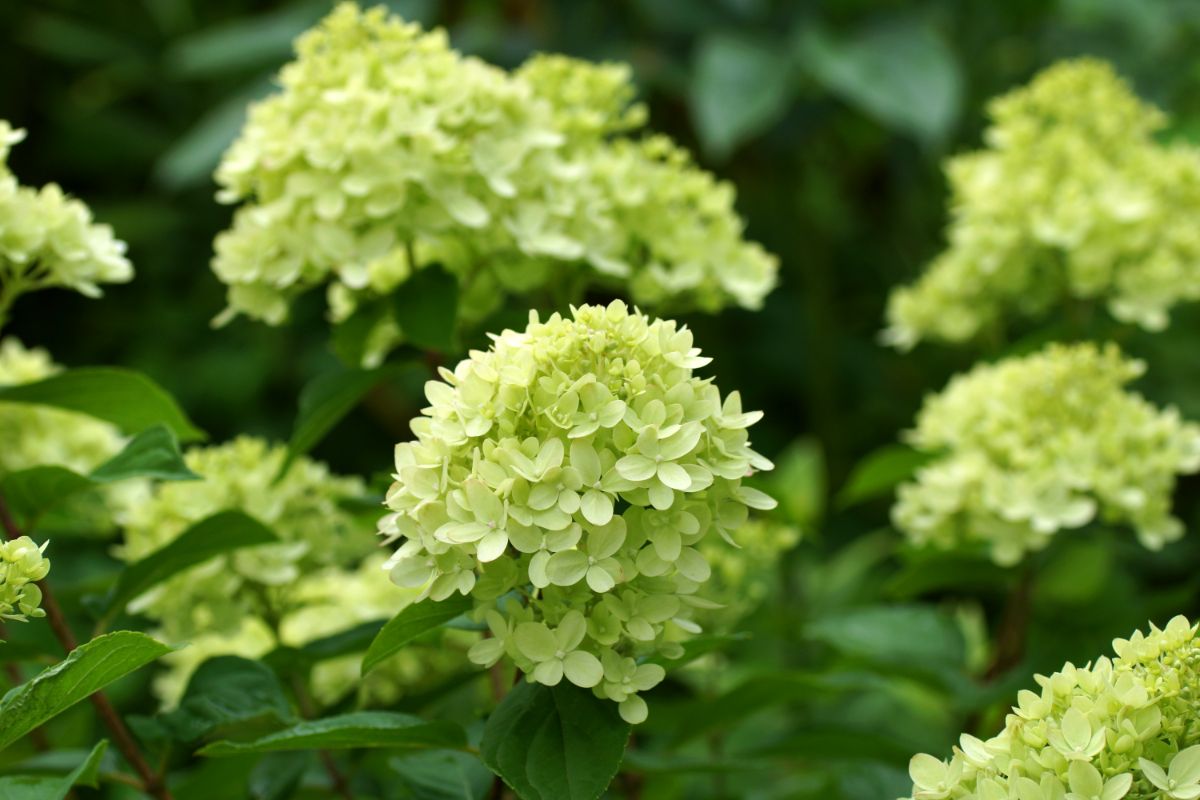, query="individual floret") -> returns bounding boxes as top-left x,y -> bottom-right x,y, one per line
0,536 -> 50,625
379,301 -> 775,722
